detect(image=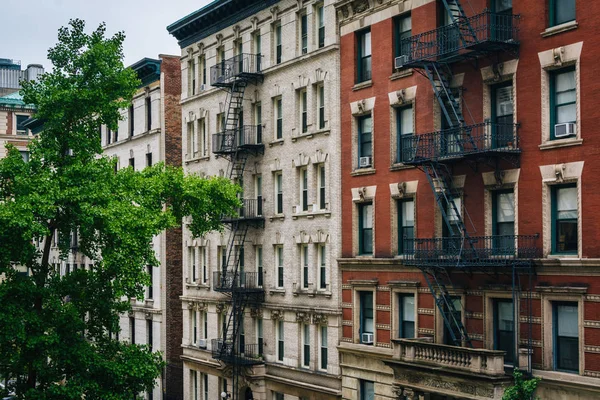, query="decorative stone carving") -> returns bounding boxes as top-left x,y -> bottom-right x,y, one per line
352,0 -> 369,14
232,25 -> 241,40
215,34 -> 223,48
270,6 -> 279,21
296,312 -> 310,323
196,42 -> 205,54
250,307 -> 263,319
312,313 -> 328,325
216,303 -> 228,314
553,46 -> 565,66
271,309 -> 284,321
